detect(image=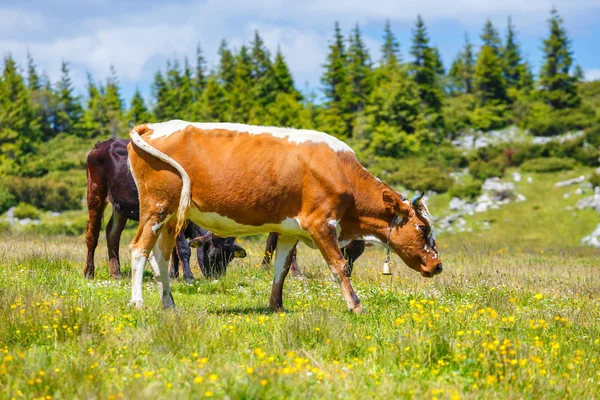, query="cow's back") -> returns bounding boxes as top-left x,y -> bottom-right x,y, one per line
138,123 -> 356,228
